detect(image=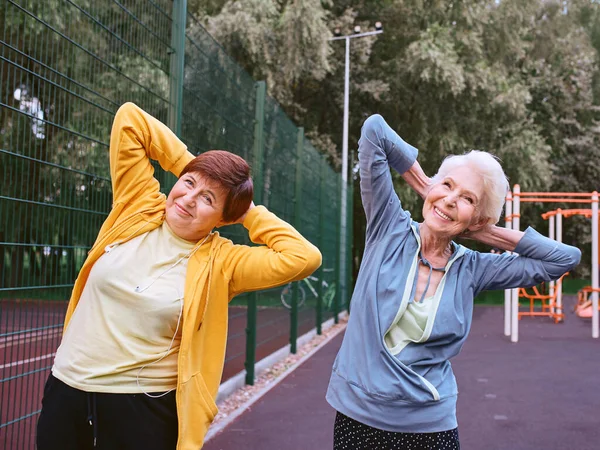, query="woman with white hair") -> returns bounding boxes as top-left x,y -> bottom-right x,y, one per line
326,114 -> 580,449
